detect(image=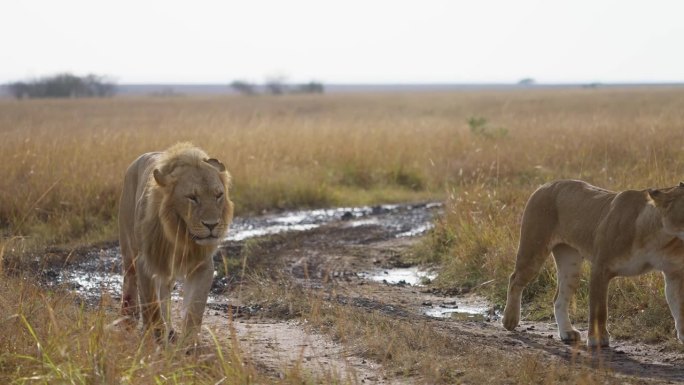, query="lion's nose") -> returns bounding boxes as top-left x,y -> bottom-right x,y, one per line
202,221 -> 218,231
